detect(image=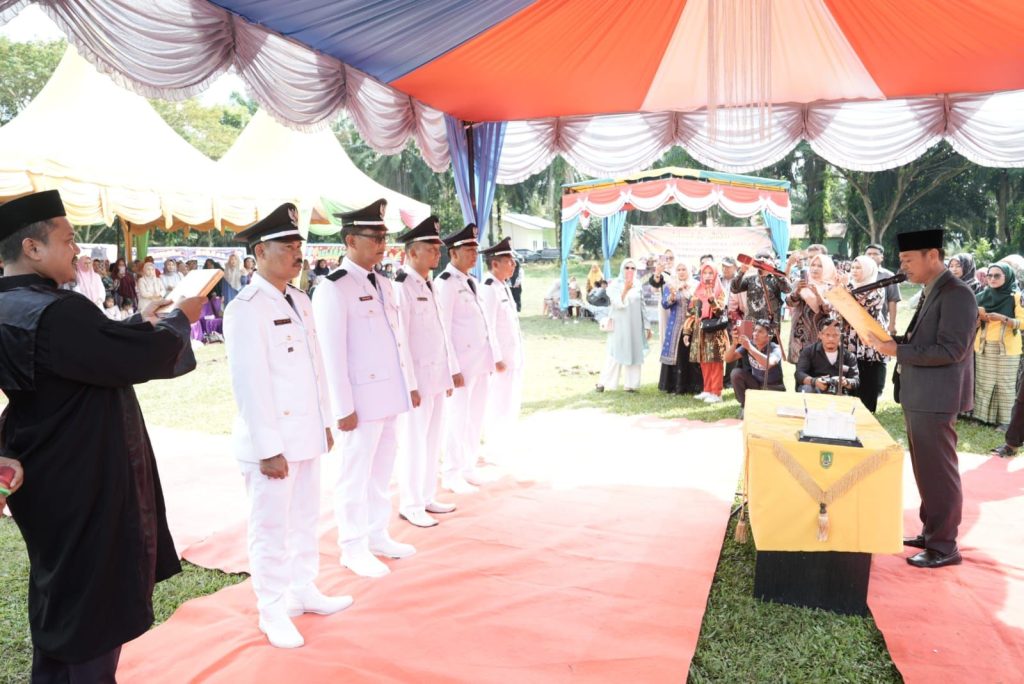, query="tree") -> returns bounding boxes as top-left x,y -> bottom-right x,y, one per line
149,96 -> 252,160
0,37 -> 65,125
837,143 -> 973,245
